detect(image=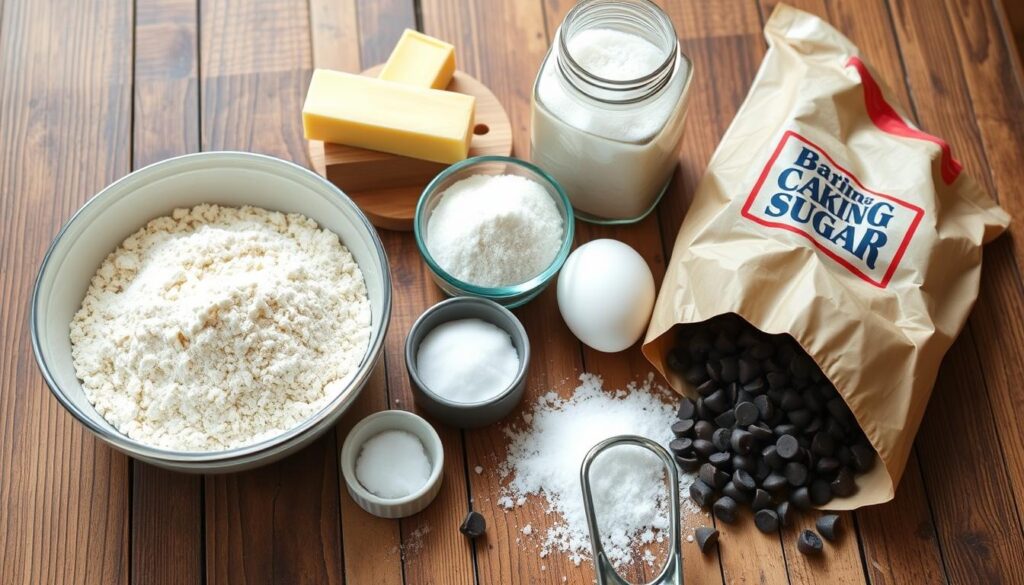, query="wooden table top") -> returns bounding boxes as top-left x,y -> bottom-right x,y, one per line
3,0 -> 1024,583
